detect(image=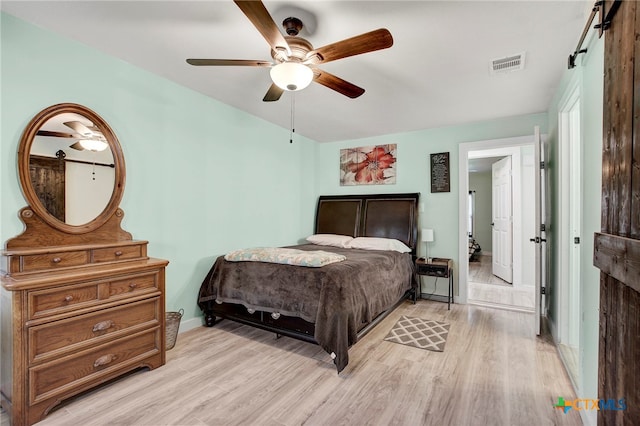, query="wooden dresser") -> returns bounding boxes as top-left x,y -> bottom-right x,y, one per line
1,103 -> 169,426
1,210 -> 168,426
